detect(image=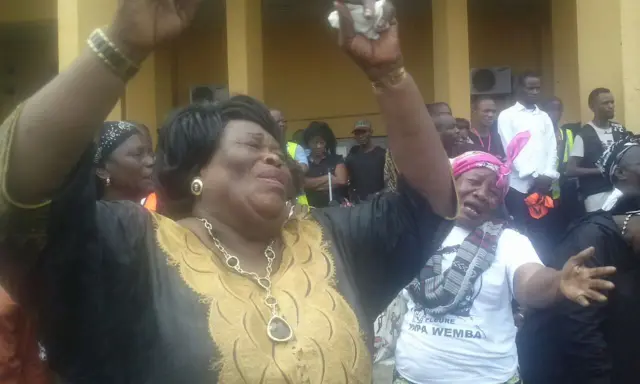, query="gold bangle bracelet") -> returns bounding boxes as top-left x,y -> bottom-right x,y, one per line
87,28 -> 140,81
372,67 -> 408,92
87,39 -> 120,74
95,29 -> 139,67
